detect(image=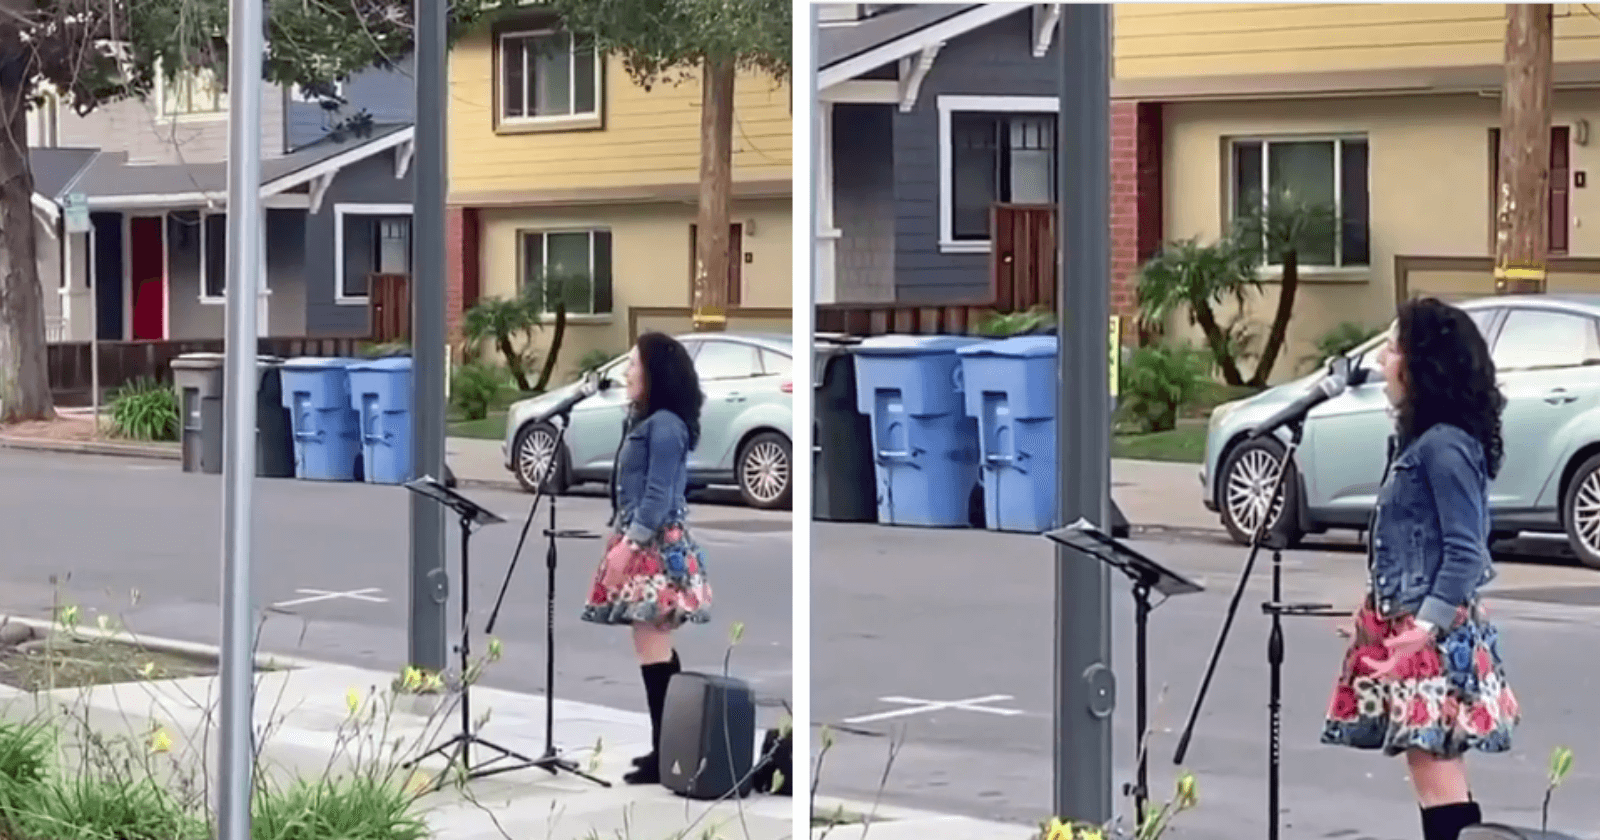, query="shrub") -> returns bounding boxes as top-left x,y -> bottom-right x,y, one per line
1119,344 -> 1214,434
975,307 -> 1053,337
450,362 -> 508,421
108,378 -> 179,442
574,349 -> 617,380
